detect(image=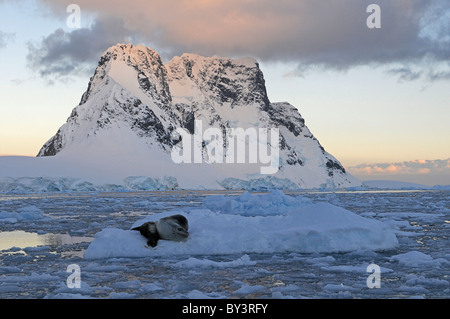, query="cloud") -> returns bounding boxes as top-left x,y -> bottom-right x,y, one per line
387,59 -> 450,83
26,17 -> 137,81
0,31 -> 6,48
348,159 -> 450,176
29,0 -> 450,81
0,30 -> 14,49
427,66 -> 450,82
387,67 -> 424,82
